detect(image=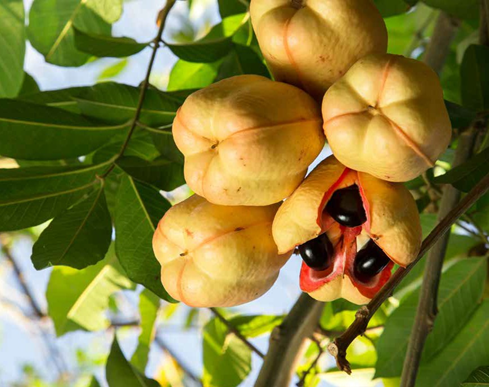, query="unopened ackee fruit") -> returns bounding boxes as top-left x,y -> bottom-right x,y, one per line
322,53 -> 452,182
250,0 -> 387,100
173,75 -> 325,206
152,195 -> 291,307
272,156 -> 422,304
